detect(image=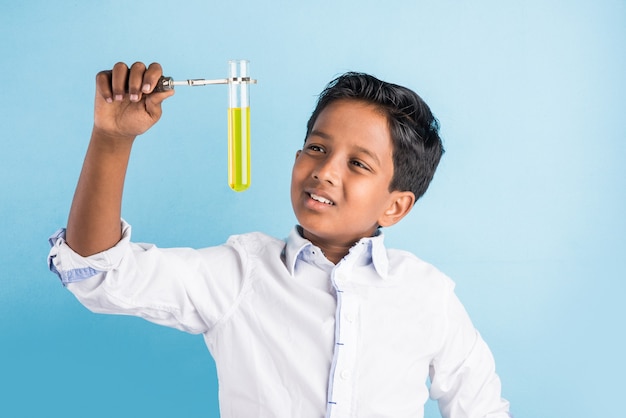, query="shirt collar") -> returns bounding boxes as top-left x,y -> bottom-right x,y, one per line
282,226 -> 389,280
